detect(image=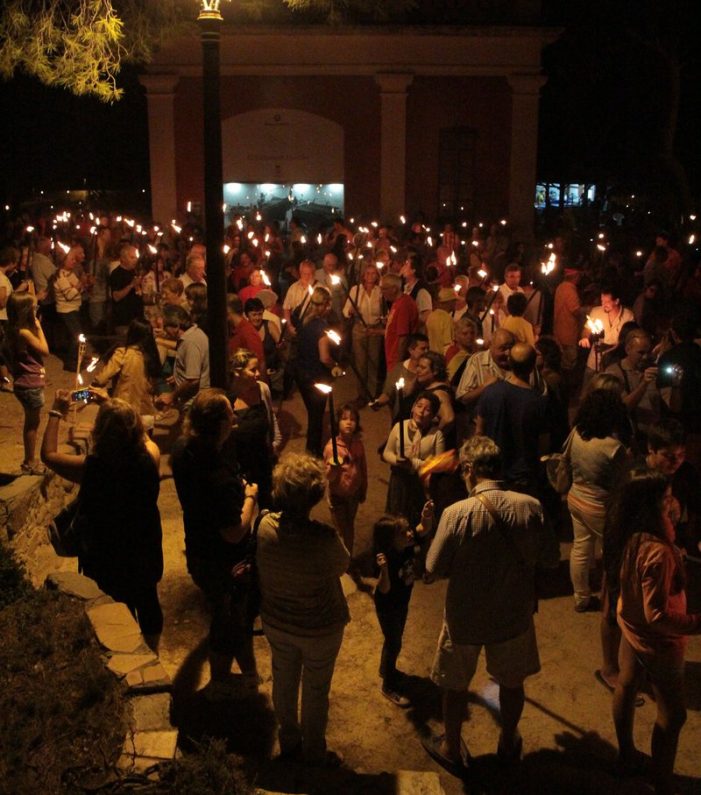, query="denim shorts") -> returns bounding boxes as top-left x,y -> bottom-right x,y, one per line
14,386 -> 45,410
